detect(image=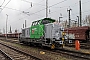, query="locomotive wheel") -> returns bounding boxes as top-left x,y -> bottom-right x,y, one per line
51,44 -> 55,49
